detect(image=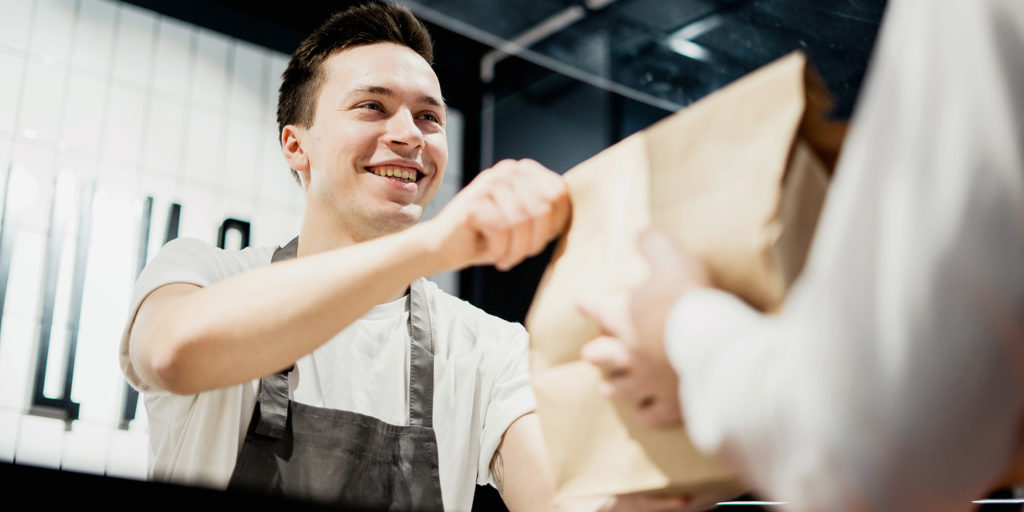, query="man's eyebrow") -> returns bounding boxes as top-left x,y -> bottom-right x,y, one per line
350,85 -> 446,109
